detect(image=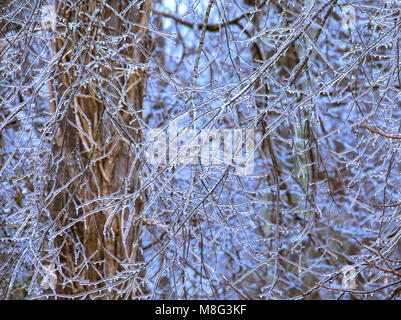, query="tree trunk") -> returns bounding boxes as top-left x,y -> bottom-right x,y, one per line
47,0 -> 152,299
